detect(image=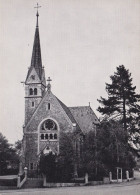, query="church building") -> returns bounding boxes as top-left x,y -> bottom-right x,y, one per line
22,9 -> 99,174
